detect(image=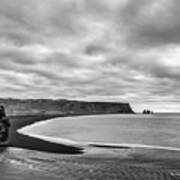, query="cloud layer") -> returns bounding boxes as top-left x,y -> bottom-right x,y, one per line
0,0 -> 180,112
